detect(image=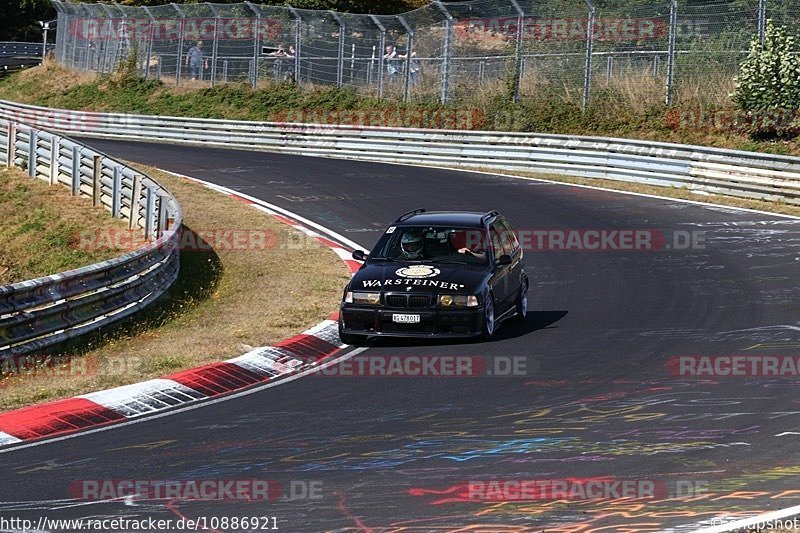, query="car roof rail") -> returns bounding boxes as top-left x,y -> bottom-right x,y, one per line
481,210 -> 500,225
394,208 -> 426,223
